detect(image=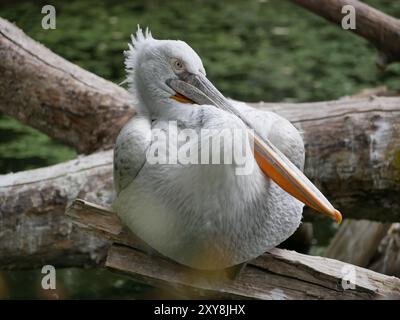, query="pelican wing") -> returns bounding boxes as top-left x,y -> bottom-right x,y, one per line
113,116 -> 152,194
